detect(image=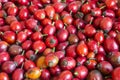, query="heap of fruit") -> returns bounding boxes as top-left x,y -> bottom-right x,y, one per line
0,0 -> 120,80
